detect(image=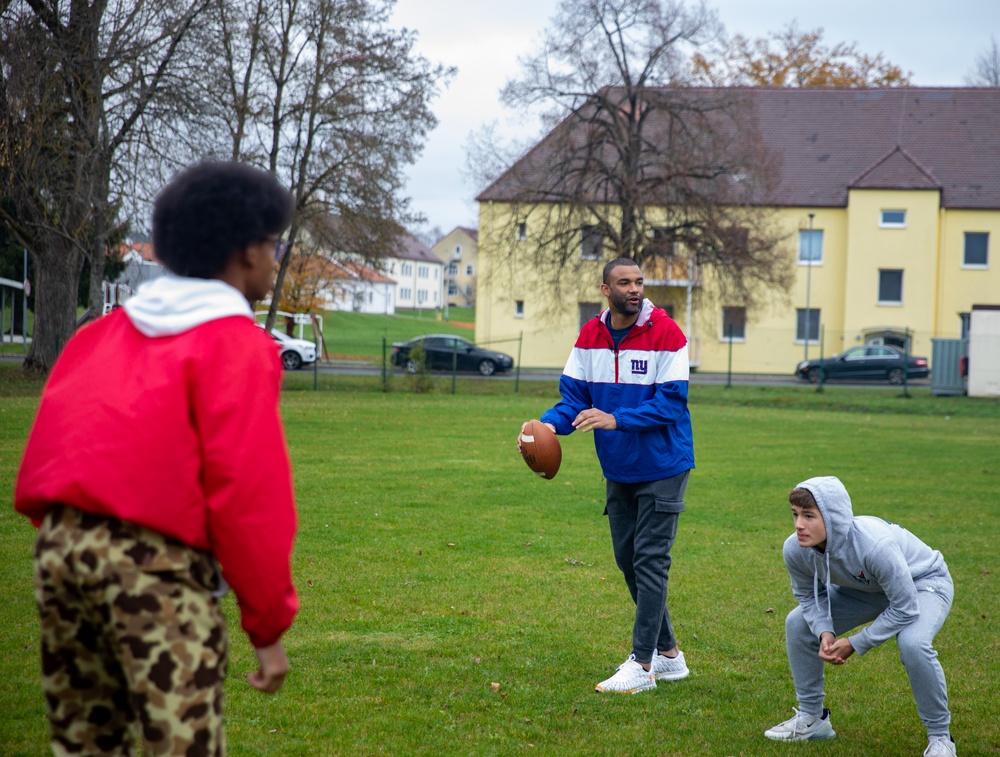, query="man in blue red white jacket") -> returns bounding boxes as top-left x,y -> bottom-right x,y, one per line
521,257 -> 695,694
